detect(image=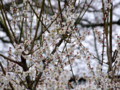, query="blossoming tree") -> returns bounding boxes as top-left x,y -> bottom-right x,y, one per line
0,0 -> 120,90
